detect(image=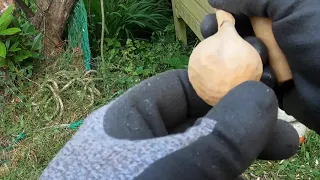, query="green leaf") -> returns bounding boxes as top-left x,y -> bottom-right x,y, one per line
0,58 -> 5,67
31,33 -> 43,50
13,55 -> 22,62
105,38 -> 114,47
306,151 -> 310,160
22,50 -> 33,58
7,60 -> 15,71
9,41 -> 20,52
5,39 -> 10,48
0,42 -> 7,58
0,4 -> 14,27
10,47 -> 21,52
14,50 -> 32,62
4,87 -> 9,95
31,52 -> 40,58
23,23 -> 36,34
0,28 -> 21,36
0,16 -> 13,31
21,22 -> 30,32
